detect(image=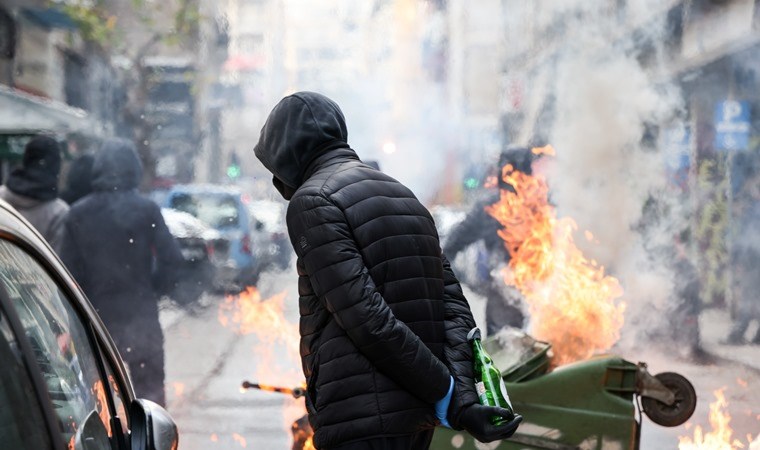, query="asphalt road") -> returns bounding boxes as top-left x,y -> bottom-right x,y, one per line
162,266 -> 760,449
